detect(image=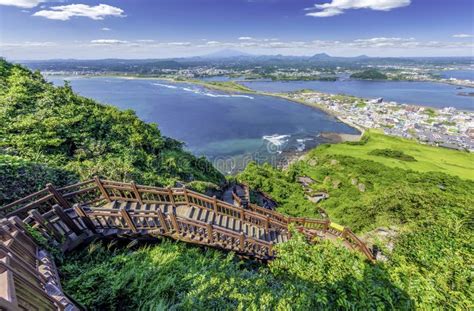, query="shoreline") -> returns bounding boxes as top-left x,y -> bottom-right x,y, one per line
260,92 -> 365,137
46,73 -> 473,113
47,73 -> 364,135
